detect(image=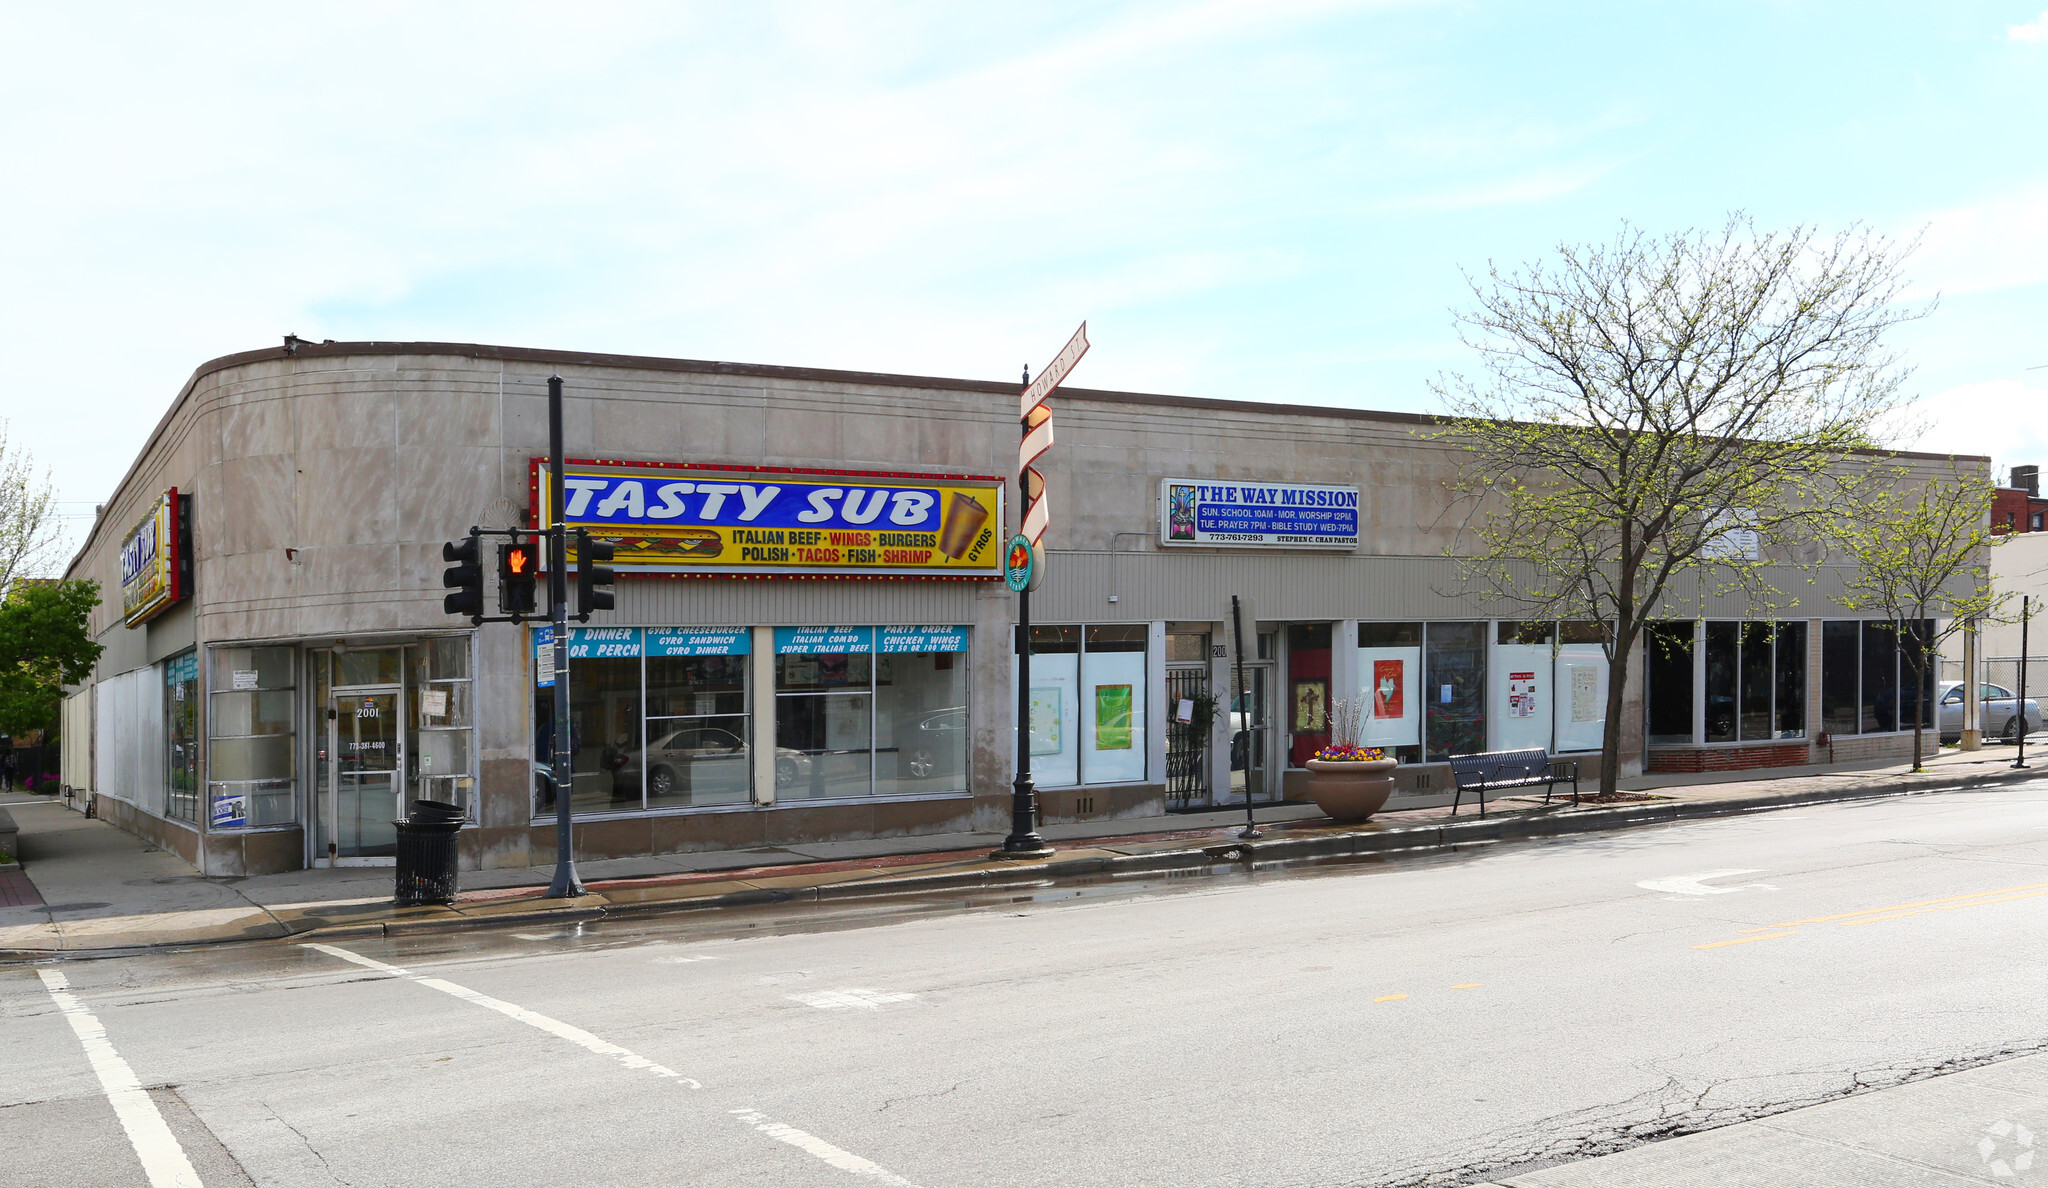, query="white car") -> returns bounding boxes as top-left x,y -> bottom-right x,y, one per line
1938,681 -> 2043,744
